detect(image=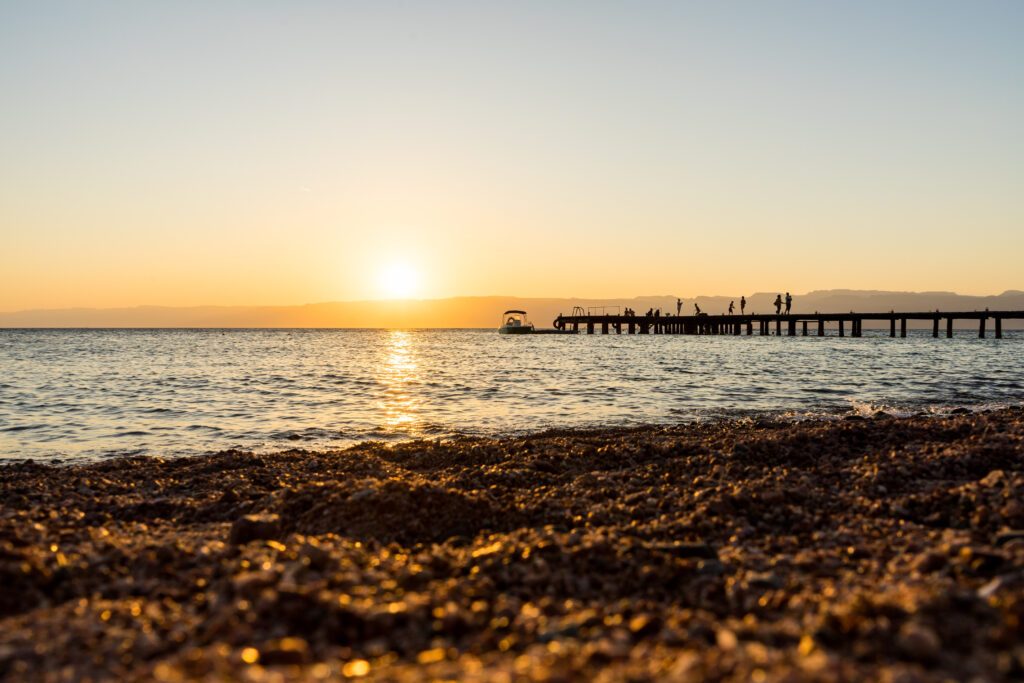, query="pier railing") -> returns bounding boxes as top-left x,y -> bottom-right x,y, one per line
552,311 -> 1024,338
